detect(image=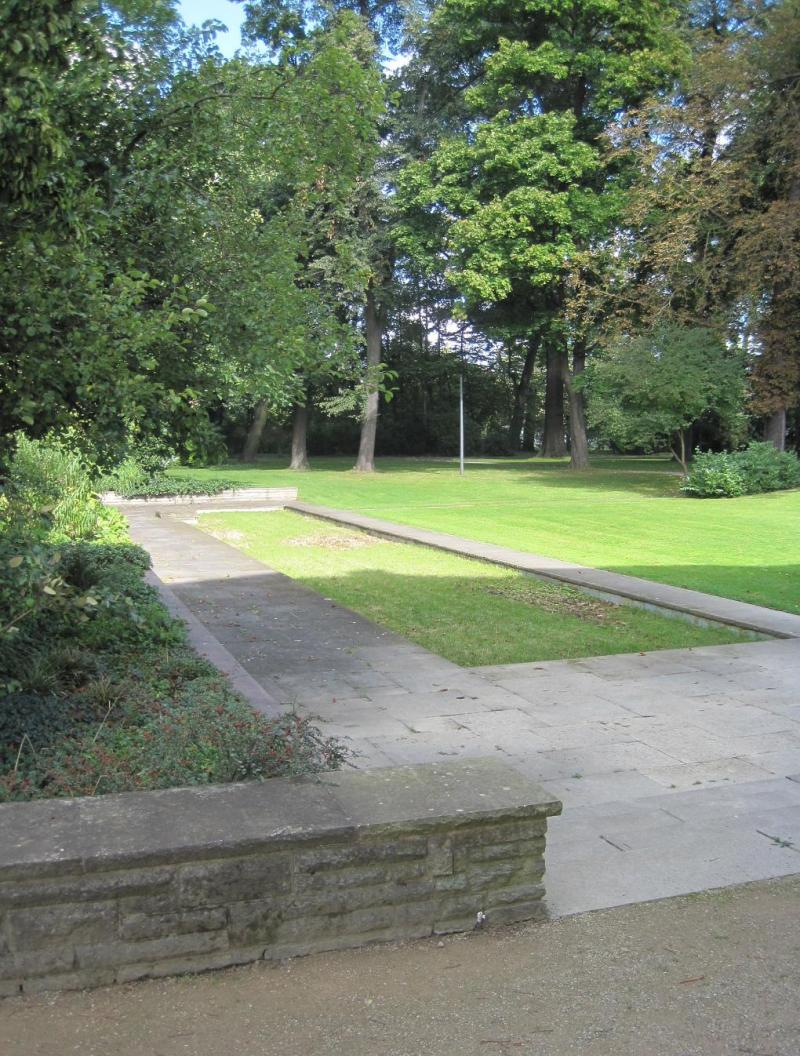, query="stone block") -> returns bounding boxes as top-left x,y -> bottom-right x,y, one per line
119,906 -> 227,942
293,858 -> 427,892
0,946 -> 75,980
179,854 -> 291,906
453,818 -> 548,848
8,901 -> 117,950
426,836 -> 454,876
279,877 -> 436,922
462,838 -> 545,864
293,836 -> 427,874
0,866 -> 176,909
75,929 -> 229,970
